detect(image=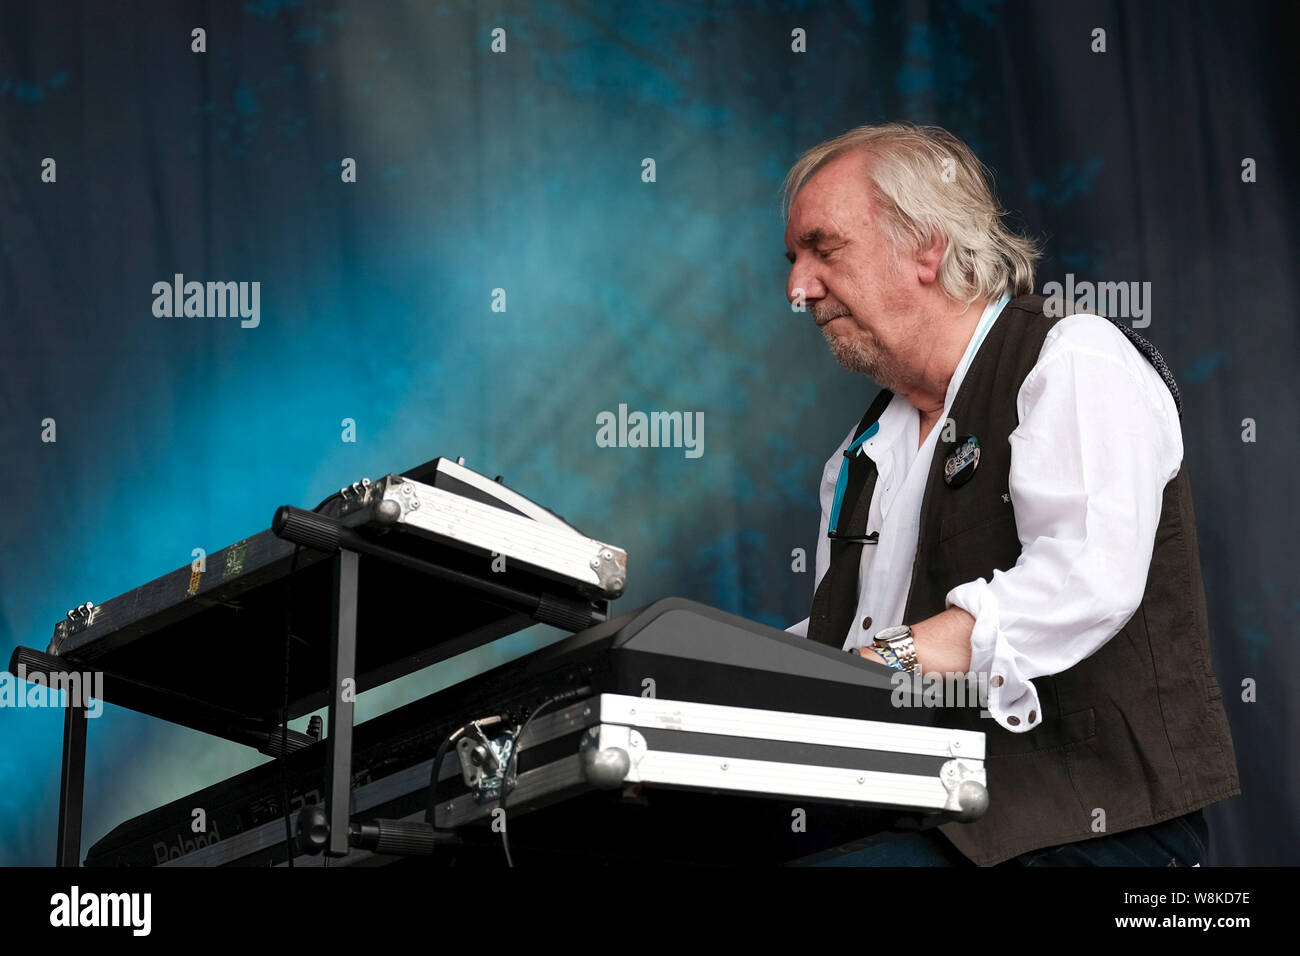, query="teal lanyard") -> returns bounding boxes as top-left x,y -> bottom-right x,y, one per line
826,293 -> 1010,541
827,421 -> 880,540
